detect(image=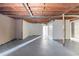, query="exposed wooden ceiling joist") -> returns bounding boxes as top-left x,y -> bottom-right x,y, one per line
0,3 -> 79,23
64,4 -> 79,14
23,3 -> 33,16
